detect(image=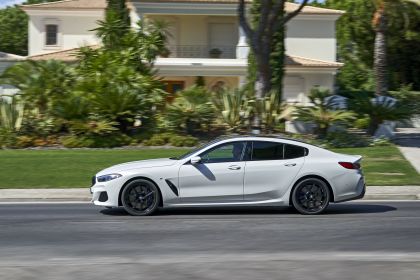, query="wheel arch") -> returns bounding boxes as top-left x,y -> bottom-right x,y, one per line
118,176 -> 164,207
289,175 -> 335,205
